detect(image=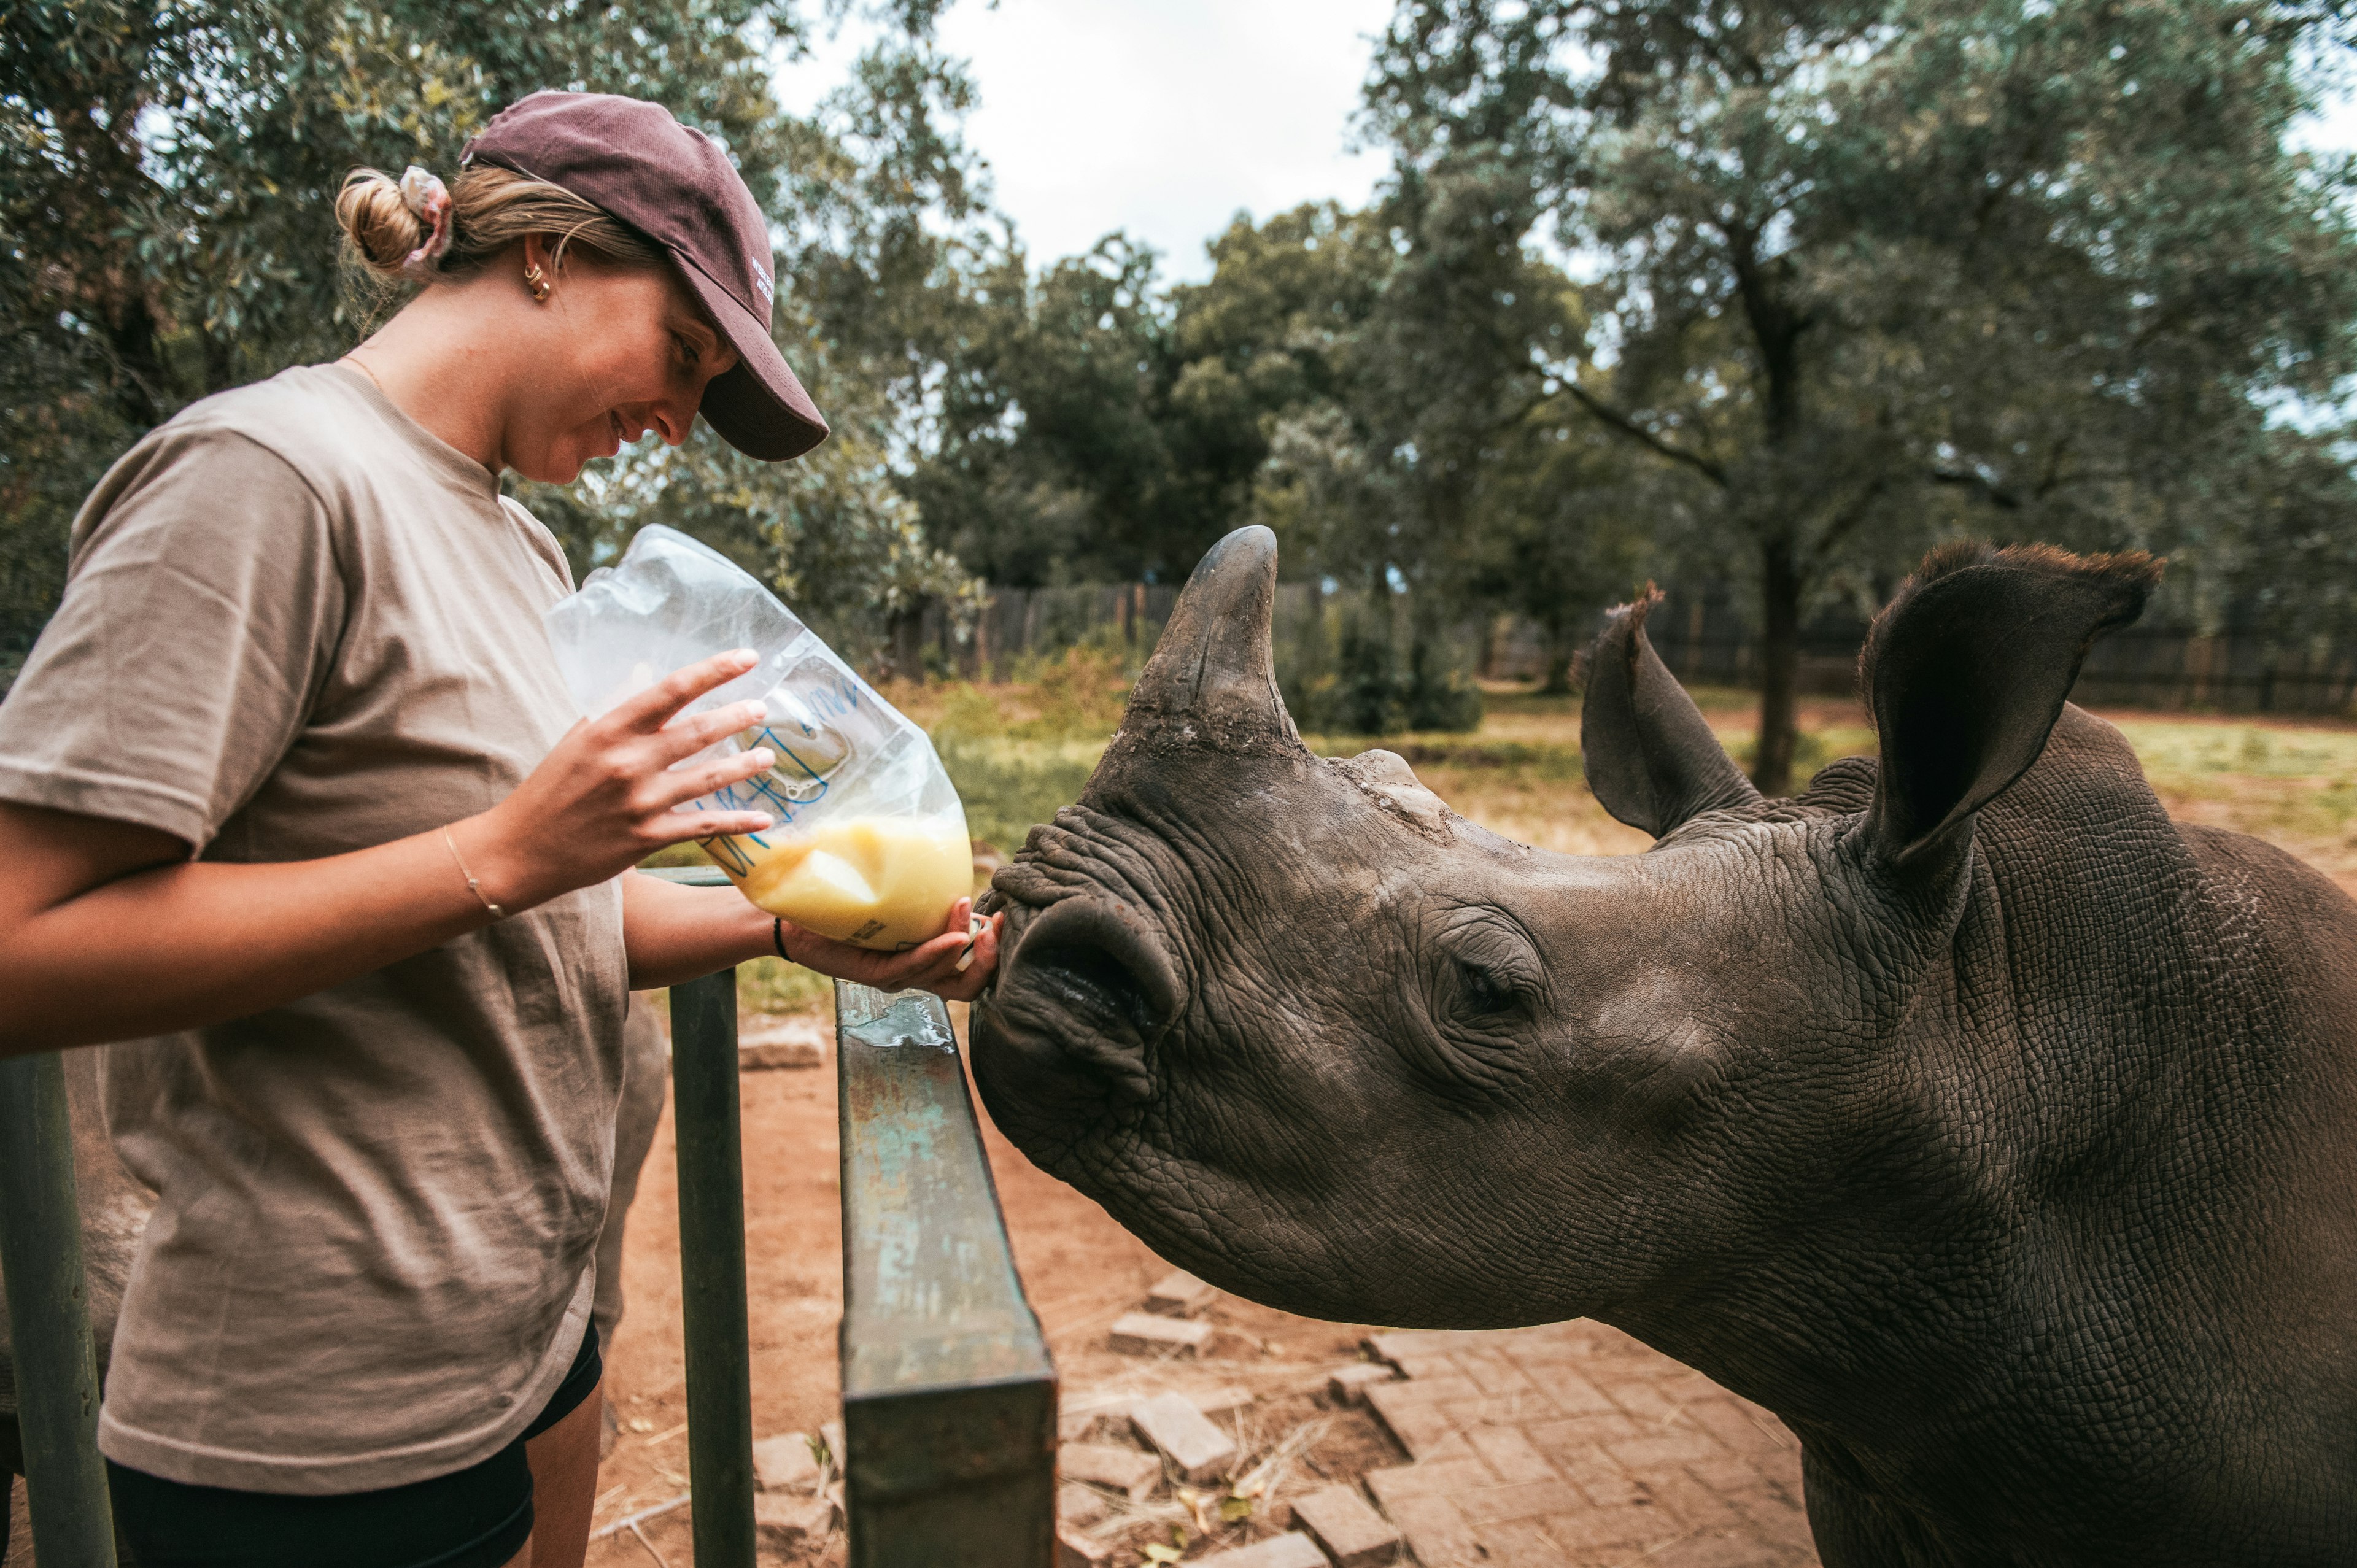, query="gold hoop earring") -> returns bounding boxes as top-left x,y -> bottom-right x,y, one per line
524,263 -> 551,304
